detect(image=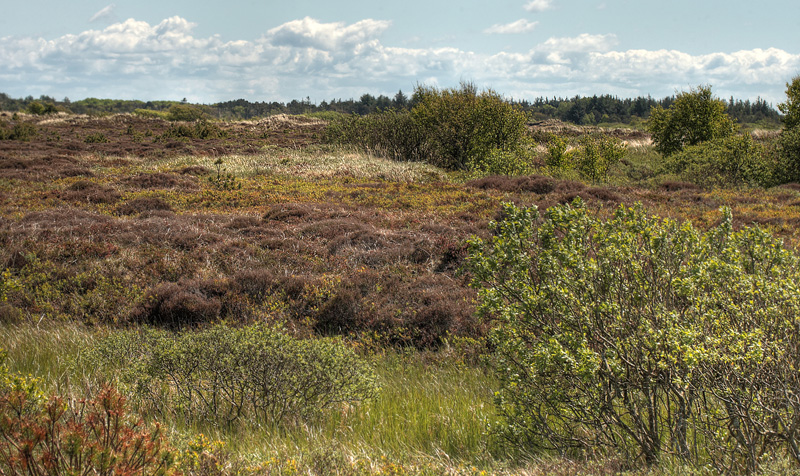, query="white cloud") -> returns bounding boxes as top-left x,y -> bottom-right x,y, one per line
484,19 -> 539,34
523,0 -> 553,12
538,33 -> 619,53
0,17 -> 797,104
89,4 -> 116,23
266,16 -> 391,51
